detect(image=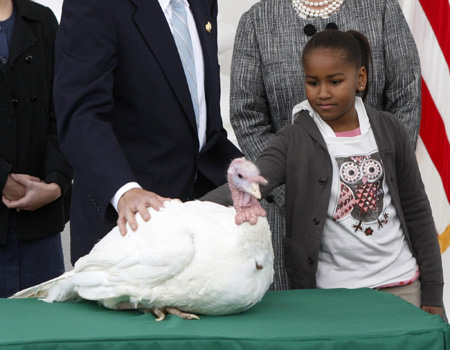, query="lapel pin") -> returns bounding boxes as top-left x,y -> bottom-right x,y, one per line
205,21 -> 212,33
